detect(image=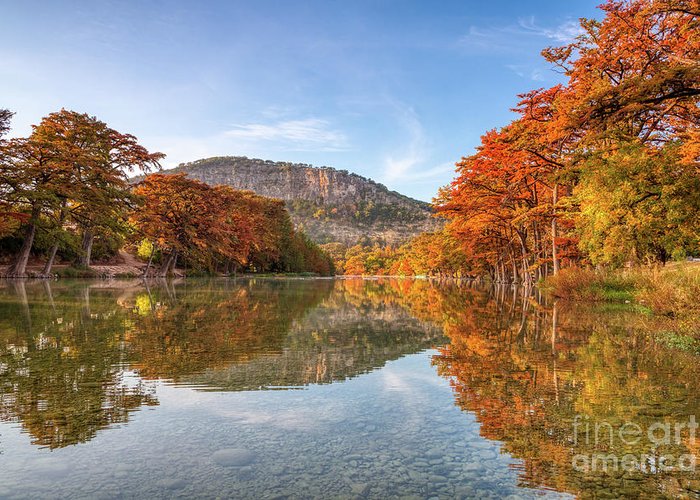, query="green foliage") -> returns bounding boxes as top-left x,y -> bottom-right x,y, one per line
90,232 -> 123,263
435,1 -> 699,282
131,174 -> 335,277
136,239 -> 156,262
0,220 -> 81,263
656,331 -> 700,354
276,231 -> 334,276
575,142 -> 700,266
0,109 -> 163,274
324,230 -> 471,277
287,198 -> 427,230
